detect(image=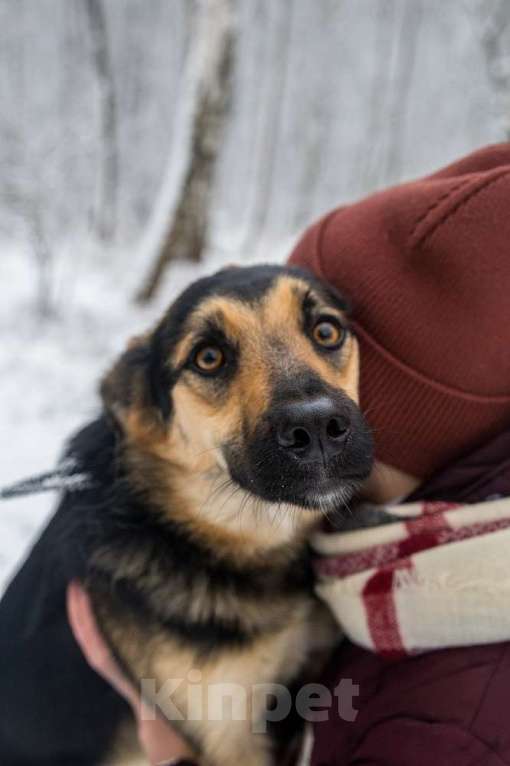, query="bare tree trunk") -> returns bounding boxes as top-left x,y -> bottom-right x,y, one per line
240,0 -> 294,253
136,0 -> 235,304
85,0 -> 118,241
357,0 -> 396,192
28,201 -> 54,318
383,0 -> 422,182
478,0 -> 510,139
